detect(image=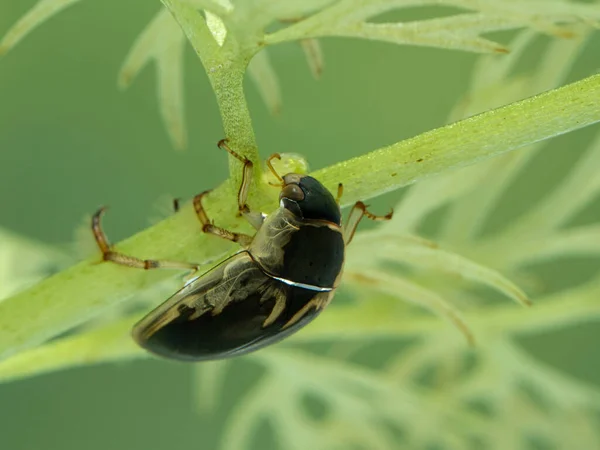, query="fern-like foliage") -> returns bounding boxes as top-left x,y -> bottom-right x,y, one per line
190,29 -> 600,450
0,2 -> 599,449
2,0 -> 599,148
0,229 -> 67,301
